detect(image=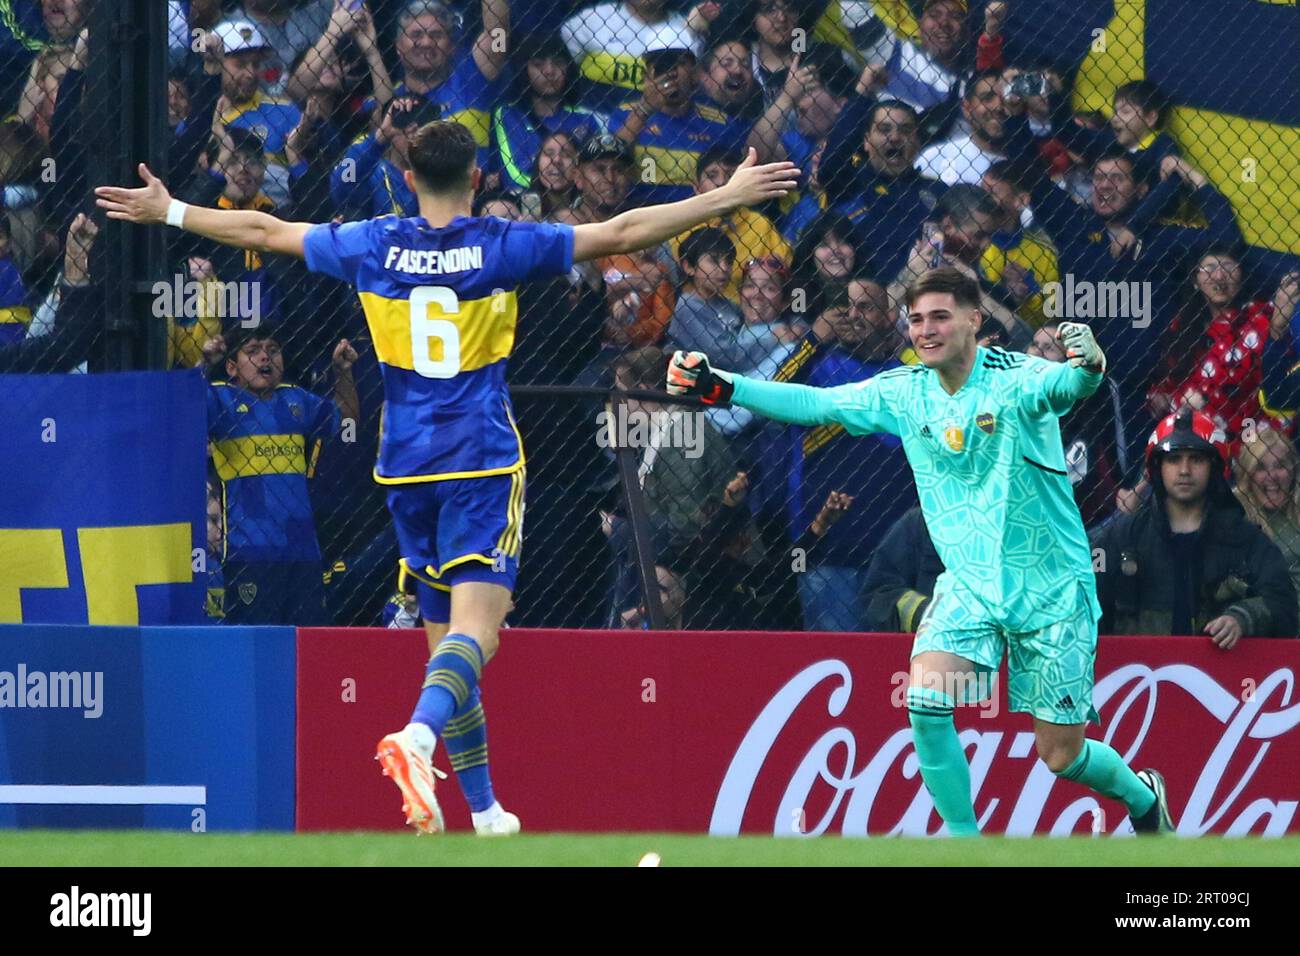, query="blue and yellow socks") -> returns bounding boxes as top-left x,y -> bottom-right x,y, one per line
907,687 -> 980,836
1056,739 -> 1157,819
409,636 -> 498,814
442,687 -> 497,813
411,635 -> 484,735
